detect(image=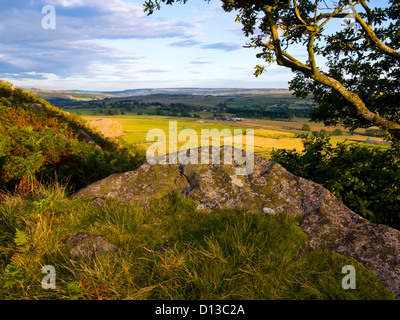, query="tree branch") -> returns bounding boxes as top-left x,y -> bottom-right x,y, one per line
351,2 -> 400,60
263,6 -> 312,75
310,72 -> 400,133
359,0 -> 373,26
307,33 -> 318,74
318,3 -> 343,29
292,0 -> 308,26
